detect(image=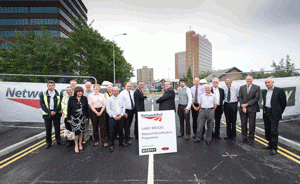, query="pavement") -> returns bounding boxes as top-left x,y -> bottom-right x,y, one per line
0,94 -> 300,183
